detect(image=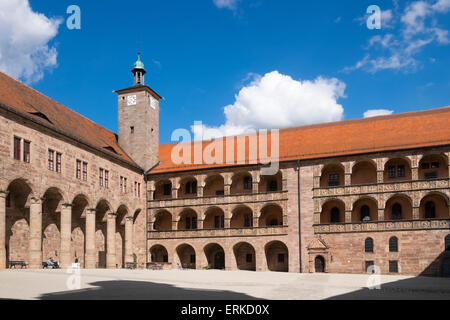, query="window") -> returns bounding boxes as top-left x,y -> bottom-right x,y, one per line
192,217 -> 197,229
104,170 -> 109,188
163,183 -> 171,196
421,162 -> 430,169
243,176 -> 252,190
425,201 -> 436,219
99,168 -> 104,186
185,181 -> 197,194
56,153 -> 62,173
365,238 -> 374,253
389,237 -> 398,252
278,254 -> 285,263
365,261 -> 375,273
397,165 -> 405,178
431,162 -> 440,169
190,255 -> 196,264
246,254 -> 253,263
13,137 -> 21,160
138,183 -> 141,198
120,177 -> 123,193
215,190 -> 225,196
186,217 -> 197,230
214,215 -> 224,229
124,178 -> 127,193
445,235 -> 450,251
328,173 -> 340,187
130,126 -> 134,134
134,182 -> 137,197
48,150 -> 54,171
244,214 -> 252,227
361,205 -> 371,222
388,166 -> 396,179
76,160 -> 81,179
82,162 -> 87,181
268,180 -> 278,192
330,207 -> 340,223
389,260 -> 399,273
23,141 -> 30,163
388,165 -> 406,179
392,203 -> 402,220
